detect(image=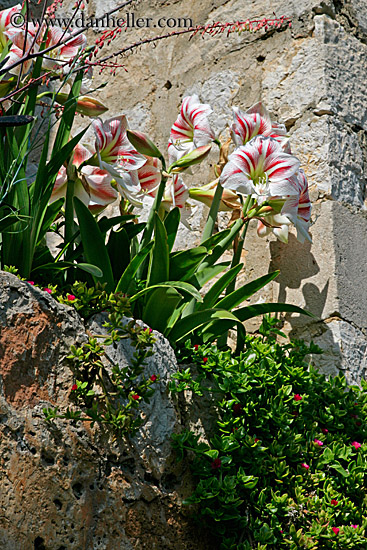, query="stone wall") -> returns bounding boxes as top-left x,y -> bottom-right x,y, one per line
0,272 -> 216,550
